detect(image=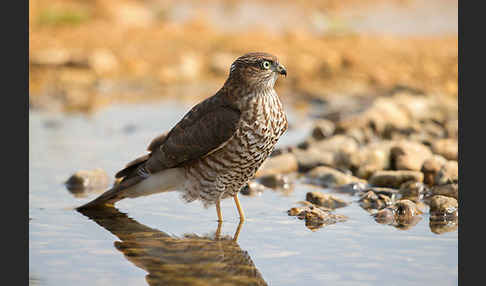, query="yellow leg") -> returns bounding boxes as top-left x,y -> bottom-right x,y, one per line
216,199 -> 223,222
233,193 -> 245,222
